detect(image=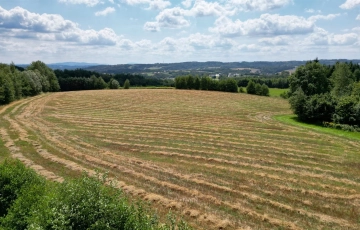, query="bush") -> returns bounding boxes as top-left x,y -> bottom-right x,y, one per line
0,159 -> 45,218
109,78 -> 120,89
333,96 -> 360,126
124,79 -> 130,89
0,161 -> 193,230
246,80 -> 256,95
260,84 -> 269,96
